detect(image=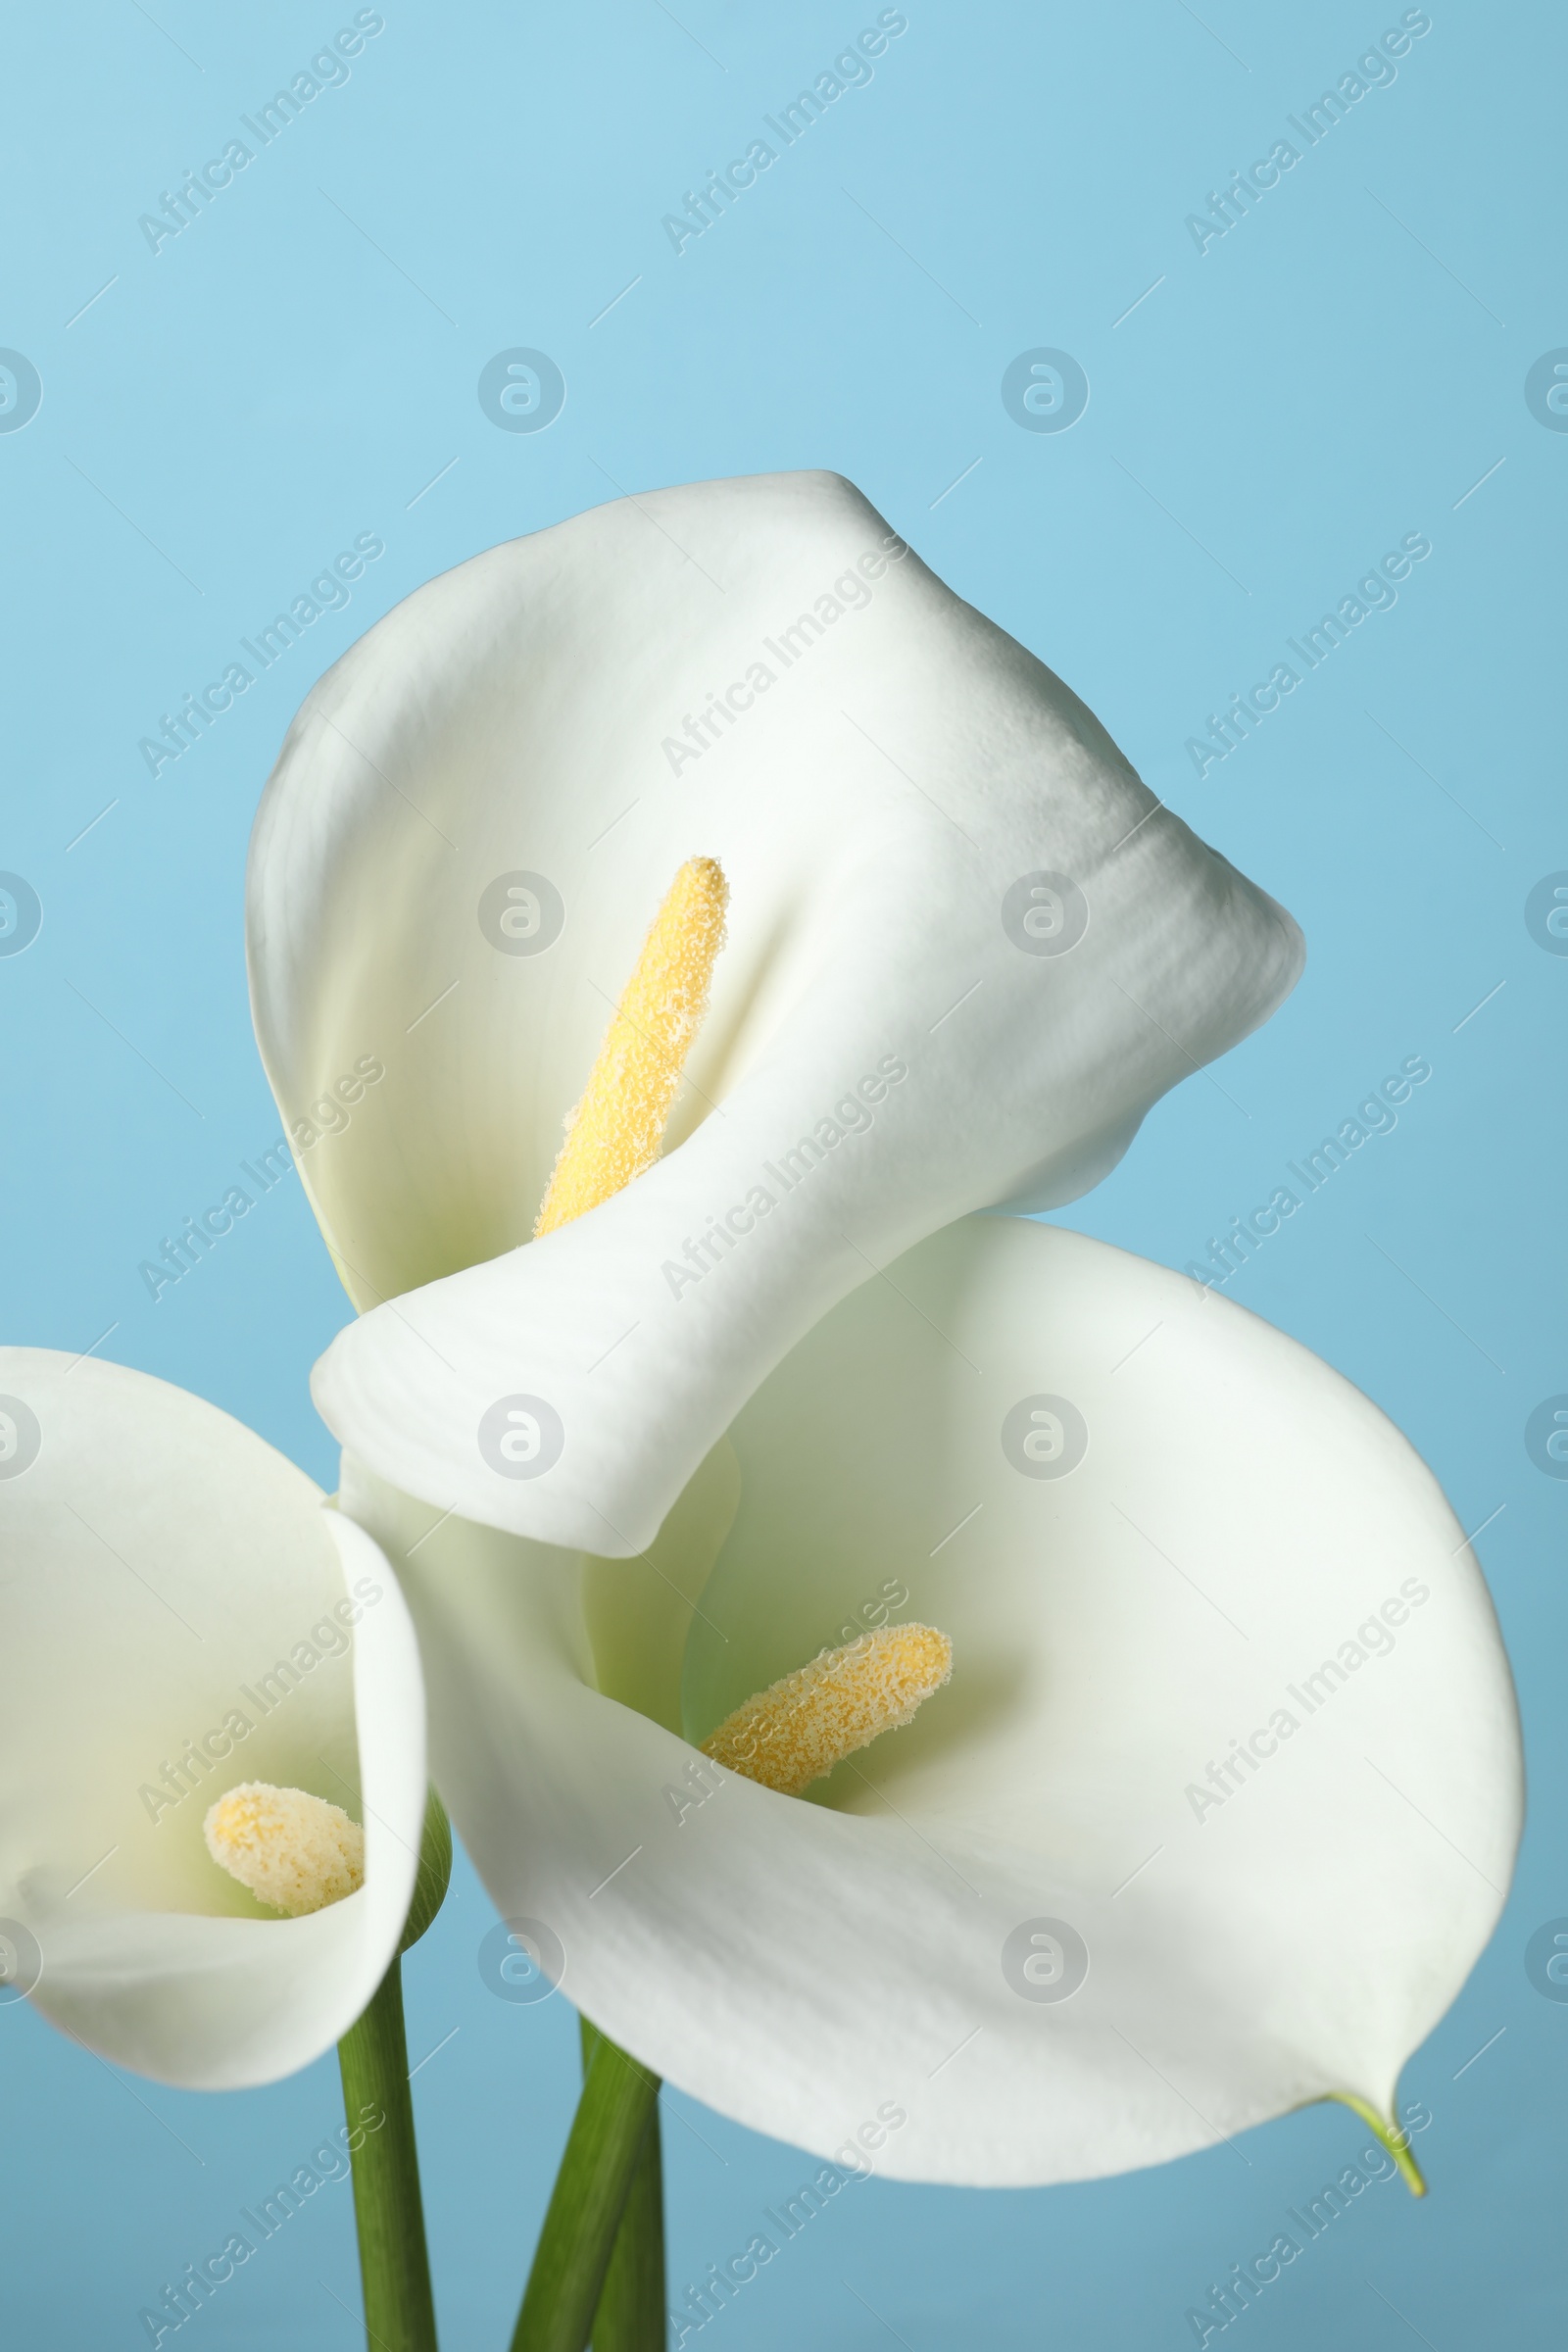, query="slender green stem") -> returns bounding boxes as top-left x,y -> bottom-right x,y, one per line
337,1957 -> 441,2351
581,2021 -> 665,2351
511,2032 -> 662,2352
